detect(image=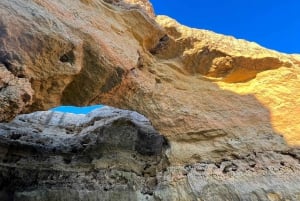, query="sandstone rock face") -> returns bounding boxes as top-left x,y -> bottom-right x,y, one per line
1,0 -> 300,200
98,16 -> 300,164
0,0 -> 164,121
0,65 -> 33,121
123,0 -> 155,17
